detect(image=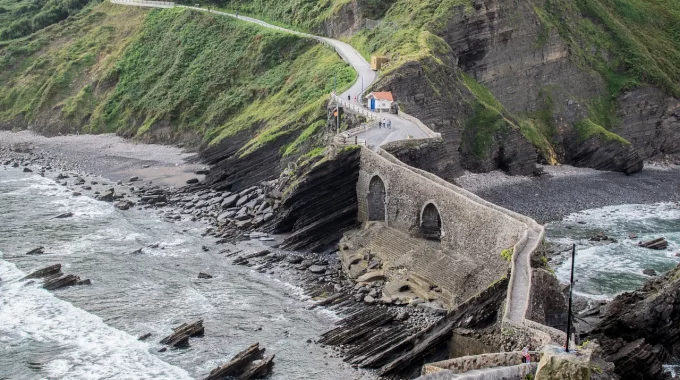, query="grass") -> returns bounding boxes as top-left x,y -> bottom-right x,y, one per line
574,118 -> 631,145
1,4 -> 355,158
500,248 -> 514,262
